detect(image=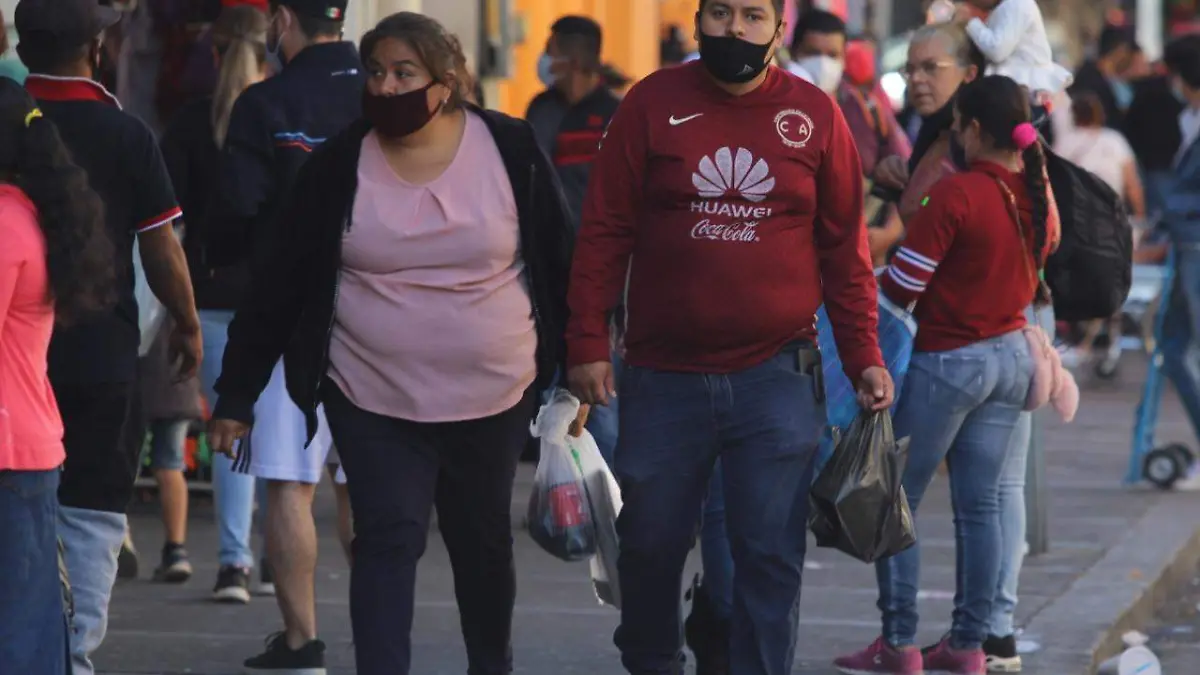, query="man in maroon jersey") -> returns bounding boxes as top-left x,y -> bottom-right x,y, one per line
565,1 -> 893,674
